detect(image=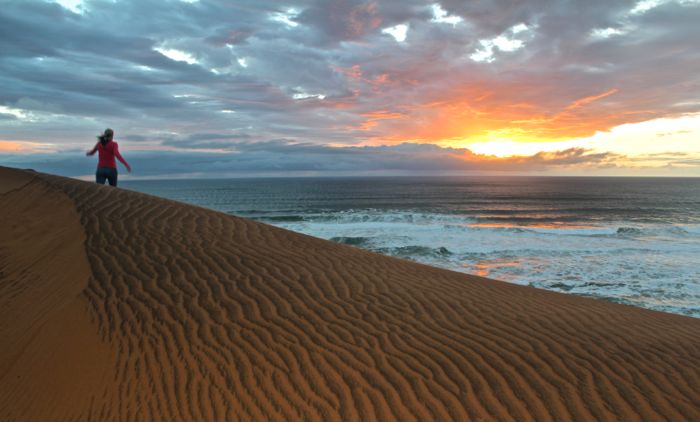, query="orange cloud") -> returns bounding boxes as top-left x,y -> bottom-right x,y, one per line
0,141 -> 25,152
332,64 -> 407,94
566,88 -> 618,110
346,2 -> 381,39
355,84 -> 633,146
0,140 -> 54,153
330,48 -> 655,148
359,110 -> 407,130
565,89 -> 619,111
332,64 -> 363,79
